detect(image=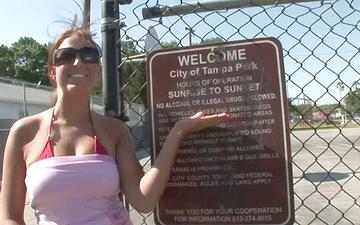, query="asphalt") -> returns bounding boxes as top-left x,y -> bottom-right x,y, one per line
24,196 -> 37,225
0,194 -> 38,225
